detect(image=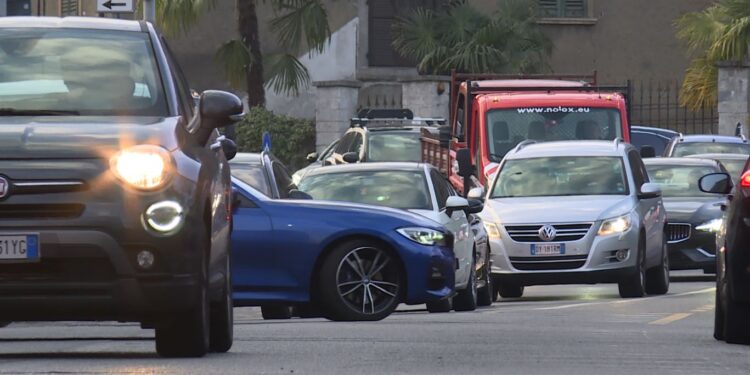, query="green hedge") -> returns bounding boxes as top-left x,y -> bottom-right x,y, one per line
233,107 -> 316,171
